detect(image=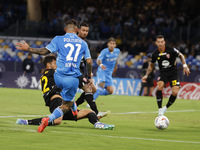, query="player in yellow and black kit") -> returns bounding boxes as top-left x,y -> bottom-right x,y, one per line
142,35 -> 190,116
16,55 -> 115,130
